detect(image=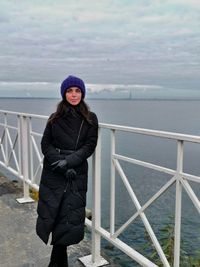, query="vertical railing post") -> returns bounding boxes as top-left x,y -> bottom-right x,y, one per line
110,129 -> 116,236
29,117 -> 34,184
91,128 -> 108,266
4,113 -> 8,166
17,115 -> 22,178
91,127 -> 102,263
79,128 -> 108,266
16,115 -> 34,203
174,140 -> 184,267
